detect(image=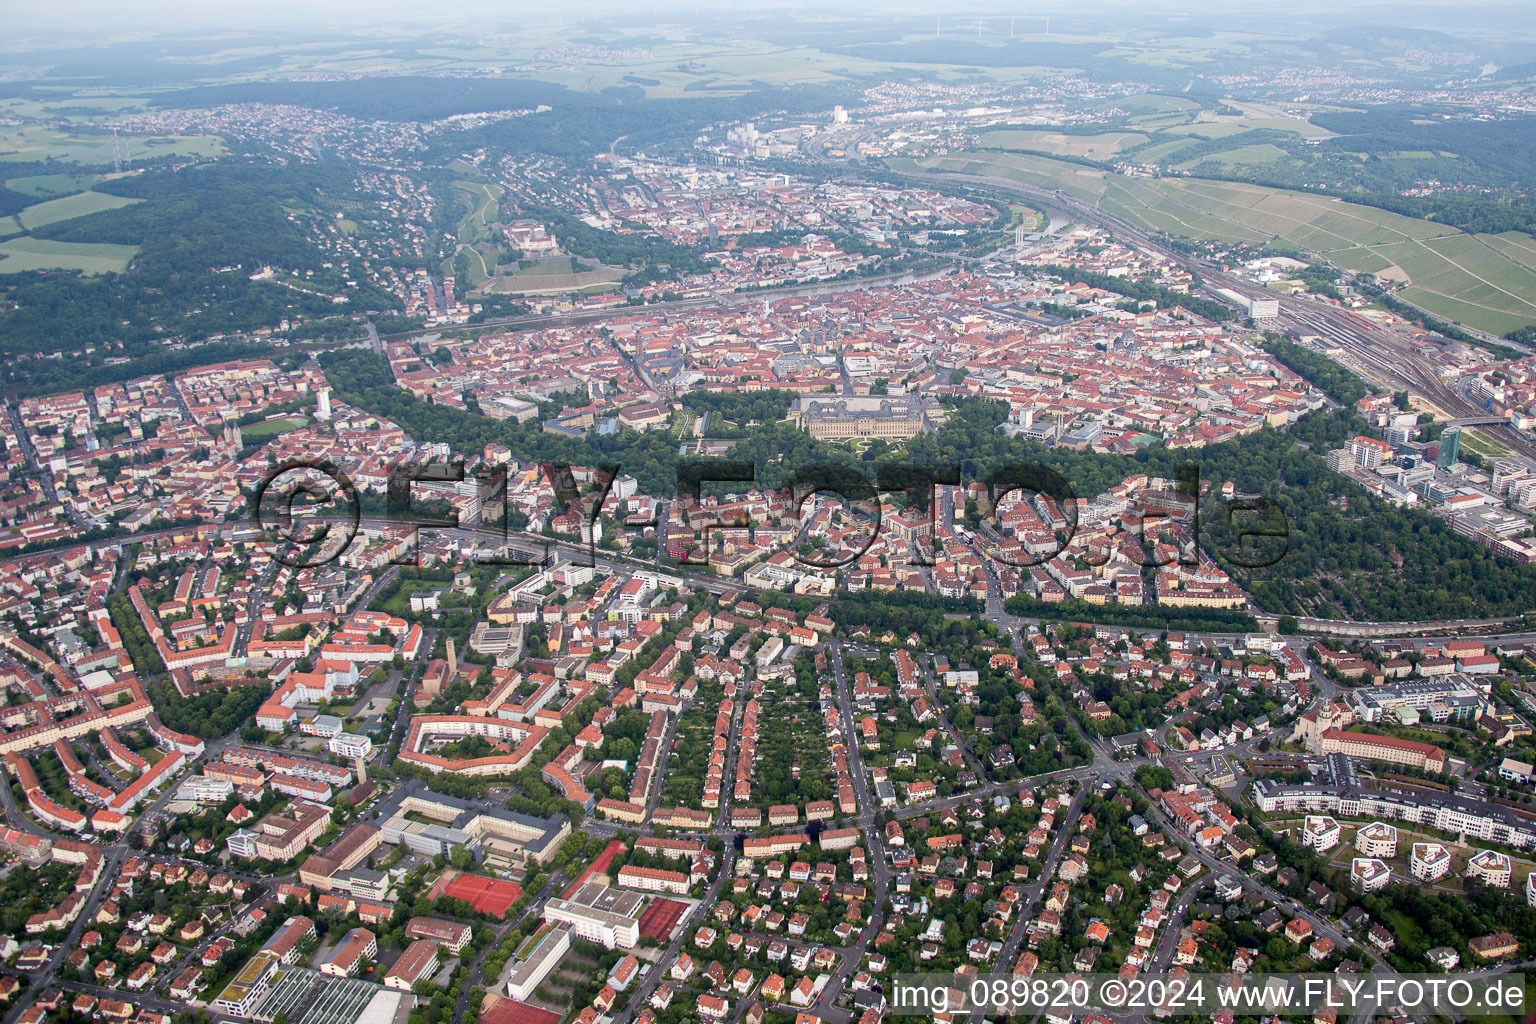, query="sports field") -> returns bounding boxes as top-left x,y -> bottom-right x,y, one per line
241,417 -> 310,440
638,896 -> 689,940
562,839 -> 624,898
904,150 -> 1536,335
432,869 -> 522,917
